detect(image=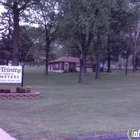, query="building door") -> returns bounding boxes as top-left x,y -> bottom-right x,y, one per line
64,62 -> 69,71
